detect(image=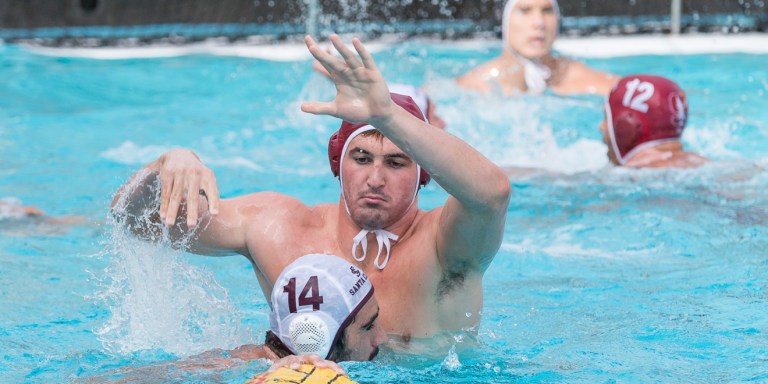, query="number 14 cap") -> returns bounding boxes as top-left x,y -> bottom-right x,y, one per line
269,253 -> 374,359
606,75 -> 688,165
